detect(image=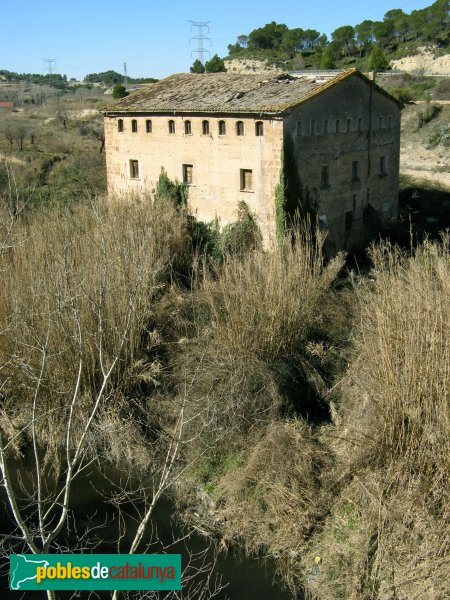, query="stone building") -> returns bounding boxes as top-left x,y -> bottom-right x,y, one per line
104,68 -> 402,251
